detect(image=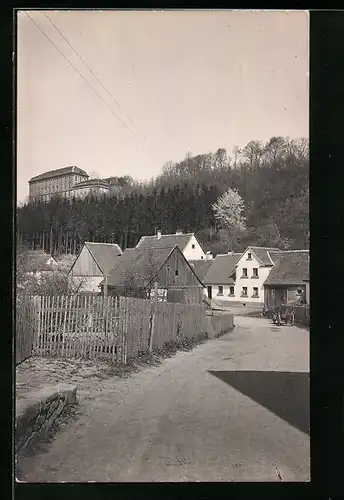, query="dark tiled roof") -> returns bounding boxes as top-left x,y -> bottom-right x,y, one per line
248,246 -> 280,266
264,250 -> 309,286
73,179 -> 111,189
203,253 -> 241,285
29,166 -> 89,183
189,260 -> 213,281
25,251 -> 58,272
136,233 -> 193,251
106,245 -> 176,287
85,242 -> 122,274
